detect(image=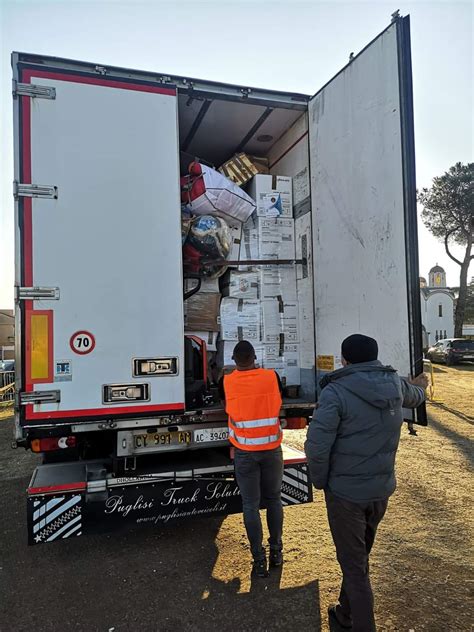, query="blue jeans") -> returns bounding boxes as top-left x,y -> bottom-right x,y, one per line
234,447 -> 284,561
